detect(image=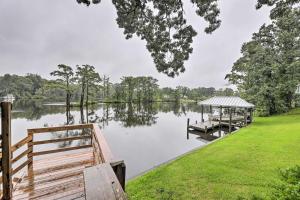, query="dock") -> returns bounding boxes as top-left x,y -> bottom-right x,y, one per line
0,102 -> 127,200
188,120 -> 220,132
